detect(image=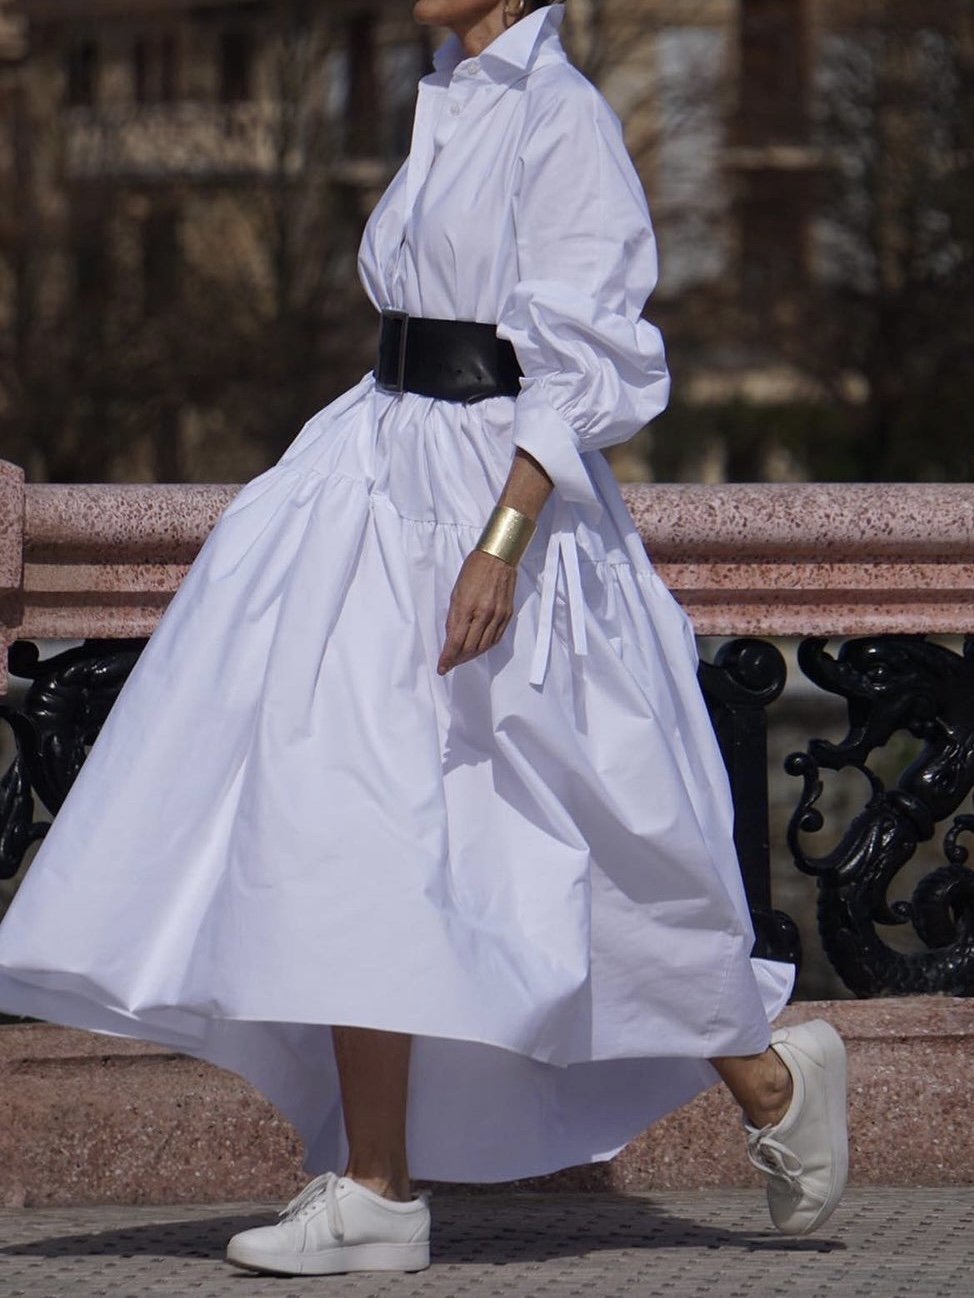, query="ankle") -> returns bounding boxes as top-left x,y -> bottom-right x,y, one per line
745,1049 -> 794,1128
343,1167 -> 413,1203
